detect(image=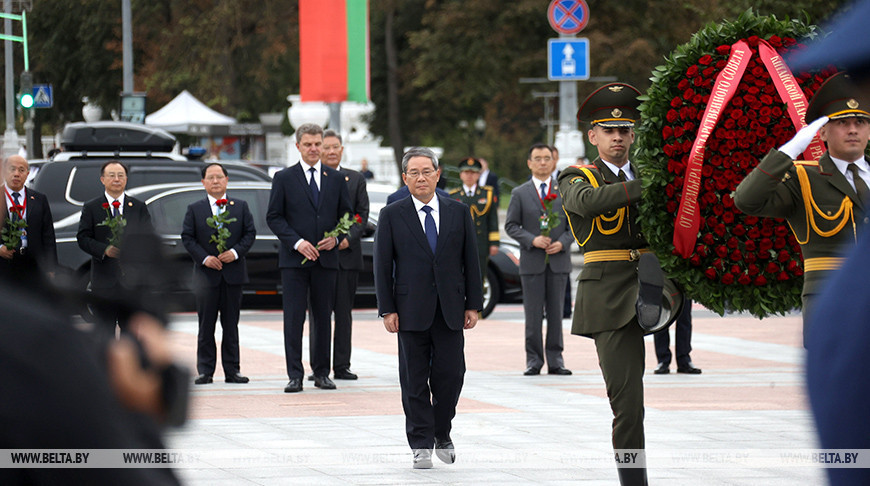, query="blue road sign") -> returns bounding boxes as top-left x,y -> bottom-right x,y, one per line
32,84 -> 53,108
548,38 -> 590,81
